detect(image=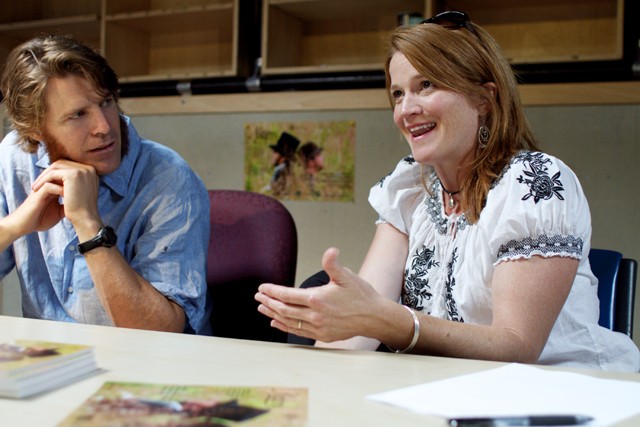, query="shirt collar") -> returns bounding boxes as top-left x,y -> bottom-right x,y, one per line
33,115 -> 140,198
